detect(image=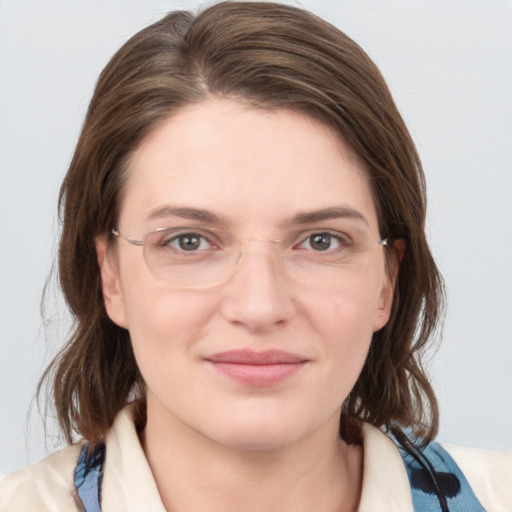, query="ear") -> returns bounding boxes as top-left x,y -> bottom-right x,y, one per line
95,236 -> 128,328
372,239 -> 405,332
